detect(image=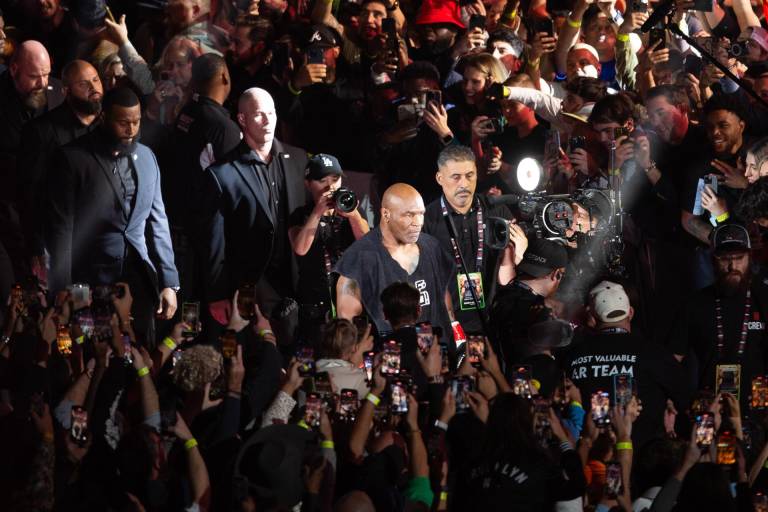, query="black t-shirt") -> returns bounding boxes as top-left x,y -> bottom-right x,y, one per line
670,282 -> 768,401
565,331 -> 689,447
333,228 -> 455,337
422,194 -> 513,333
288,205 -> 356,305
